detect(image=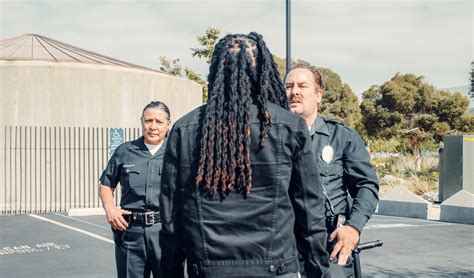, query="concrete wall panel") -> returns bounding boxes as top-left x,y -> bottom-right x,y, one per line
0,61 -> 202,128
